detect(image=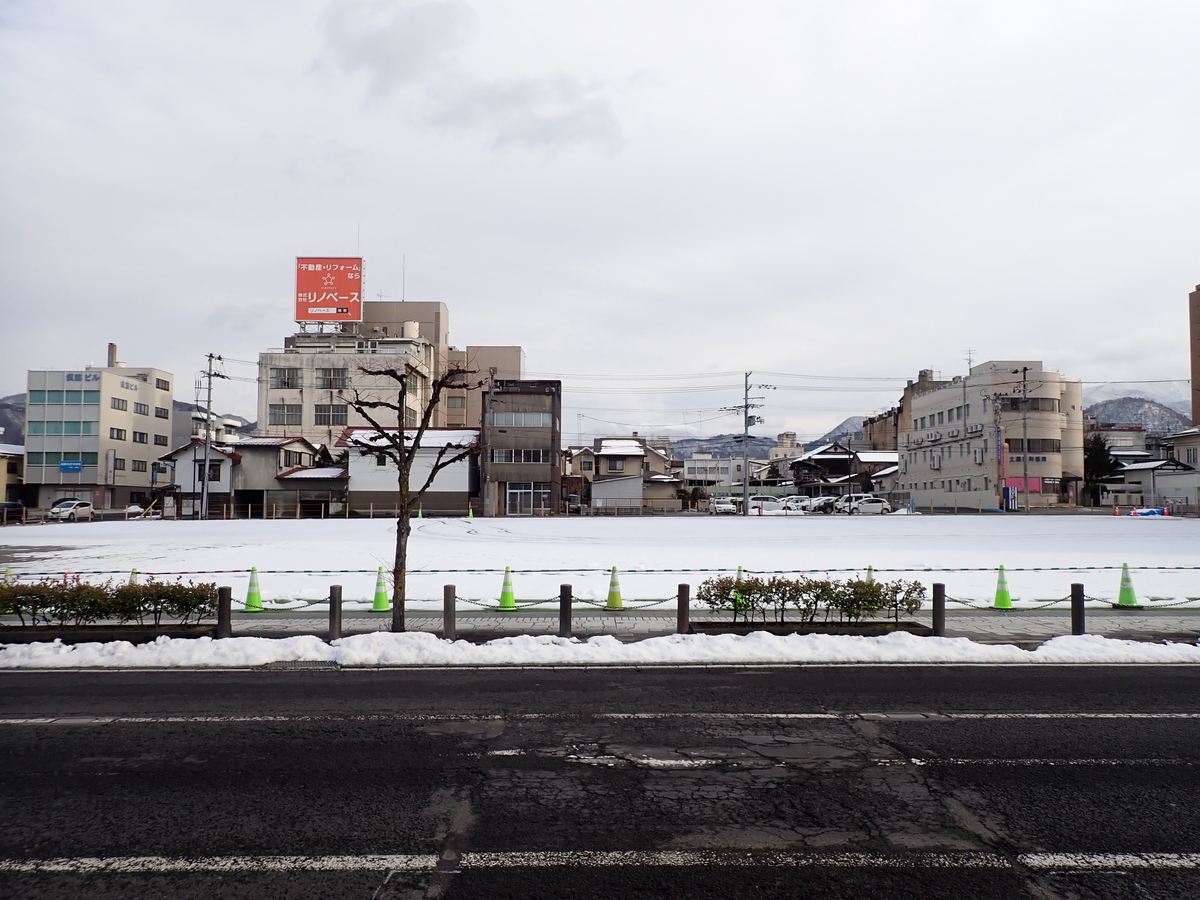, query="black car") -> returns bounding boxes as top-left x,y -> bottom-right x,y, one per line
0,500 -> 25,520
810,496 -> 838,514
